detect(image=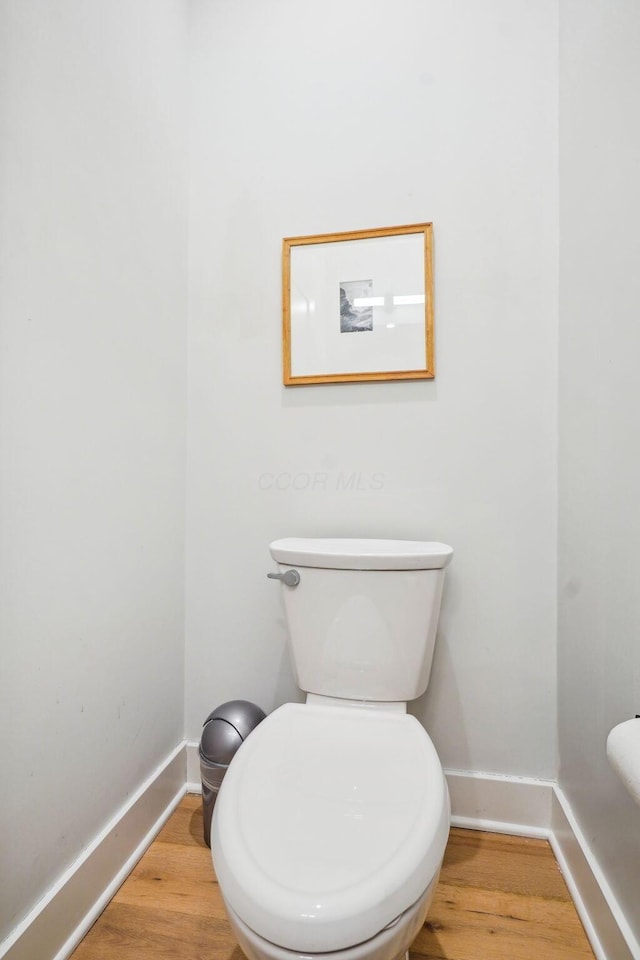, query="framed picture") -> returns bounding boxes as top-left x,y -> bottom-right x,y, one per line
282,223 -> 434,386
